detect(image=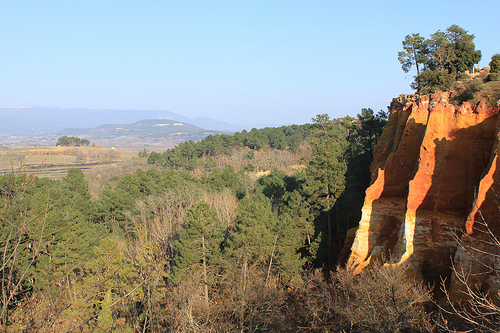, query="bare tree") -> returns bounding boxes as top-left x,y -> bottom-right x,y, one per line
440,212 -> 500,332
